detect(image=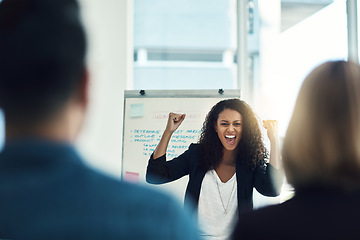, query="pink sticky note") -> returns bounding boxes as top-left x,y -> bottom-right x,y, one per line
124,171 -> 139,184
